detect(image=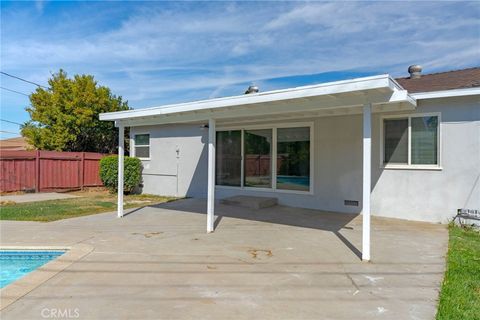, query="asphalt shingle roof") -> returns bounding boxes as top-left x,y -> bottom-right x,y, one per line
395,67 -> 480,93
